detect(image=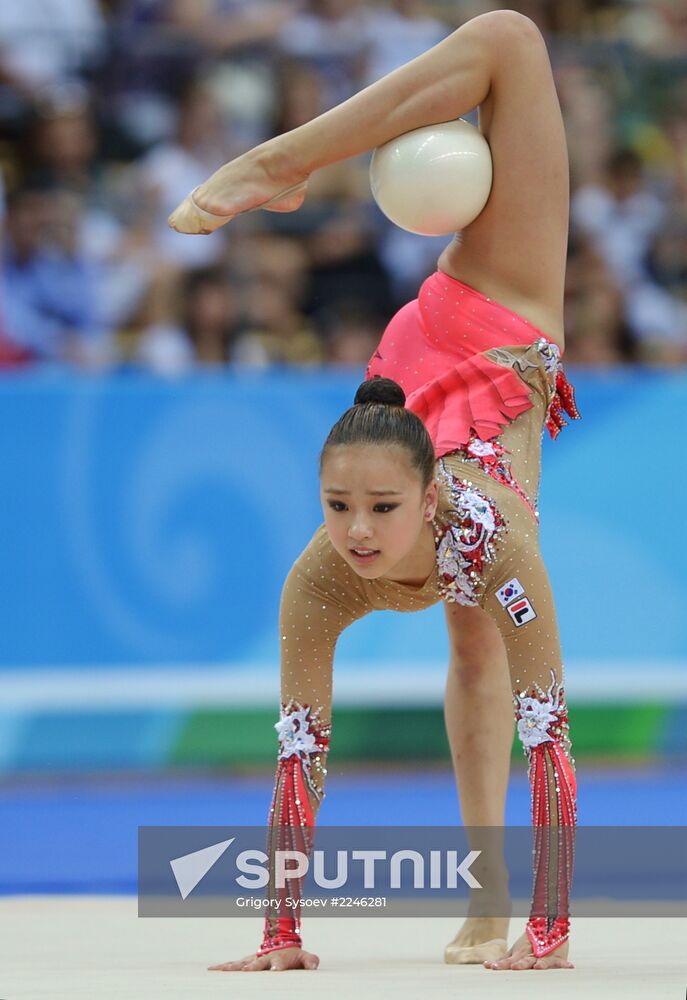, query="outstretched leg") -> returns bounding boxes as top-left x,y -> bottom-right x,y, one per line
171,11 -> 496,228
169,8 -> 569,330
